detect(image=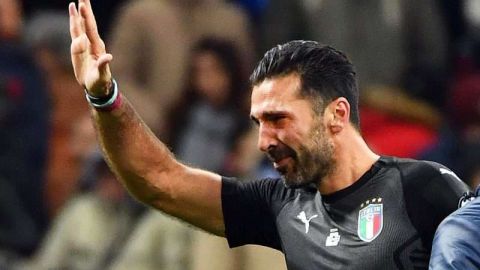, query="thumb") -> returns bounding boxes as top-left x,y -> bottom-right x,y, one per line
97,53 -> 113,74
87,53 -> 113,95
